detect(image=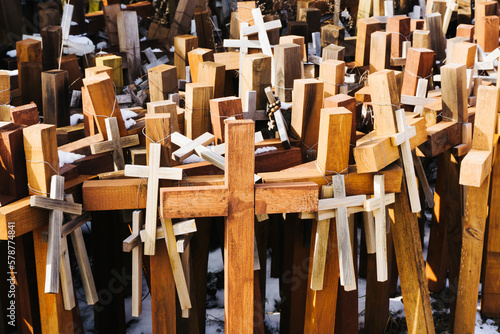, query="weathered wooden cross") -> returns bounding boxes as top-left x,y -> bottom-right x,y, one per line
90,117 -> 140,171
161,120 -> 318,333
